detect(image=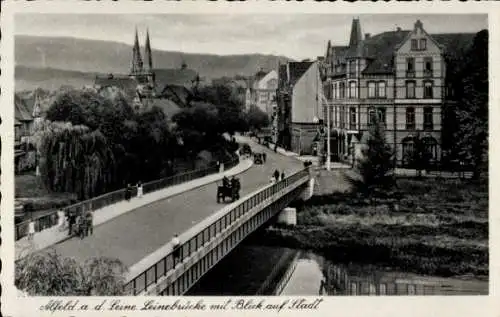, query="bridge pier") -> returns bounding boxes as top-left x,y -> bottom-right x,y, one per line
300,177 -> 315,201
277,207 -> 297,226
